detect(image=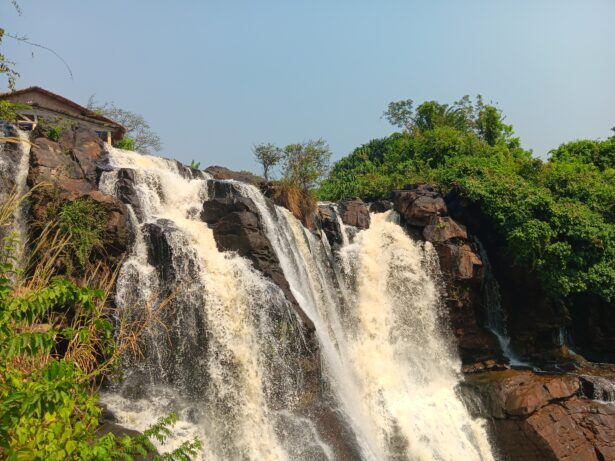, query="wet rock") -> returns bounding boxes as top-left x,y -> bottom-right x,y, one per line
201,187 -> 314,331
369,200 -> 393,213
317,203 -> 344,247
116,168 -> 139,206
390,183 -> 499,365
338,198 -> 370,229
392,184 -> 446,226
143,219 -> 182,284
